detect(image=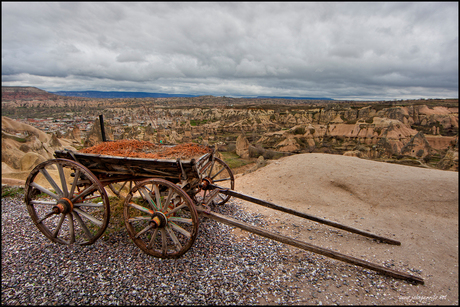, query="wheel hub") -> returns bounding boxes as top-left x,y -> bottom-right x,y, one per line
53,198 -> 74,214
151,211 -> 167,228
199,177 -> 213,190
